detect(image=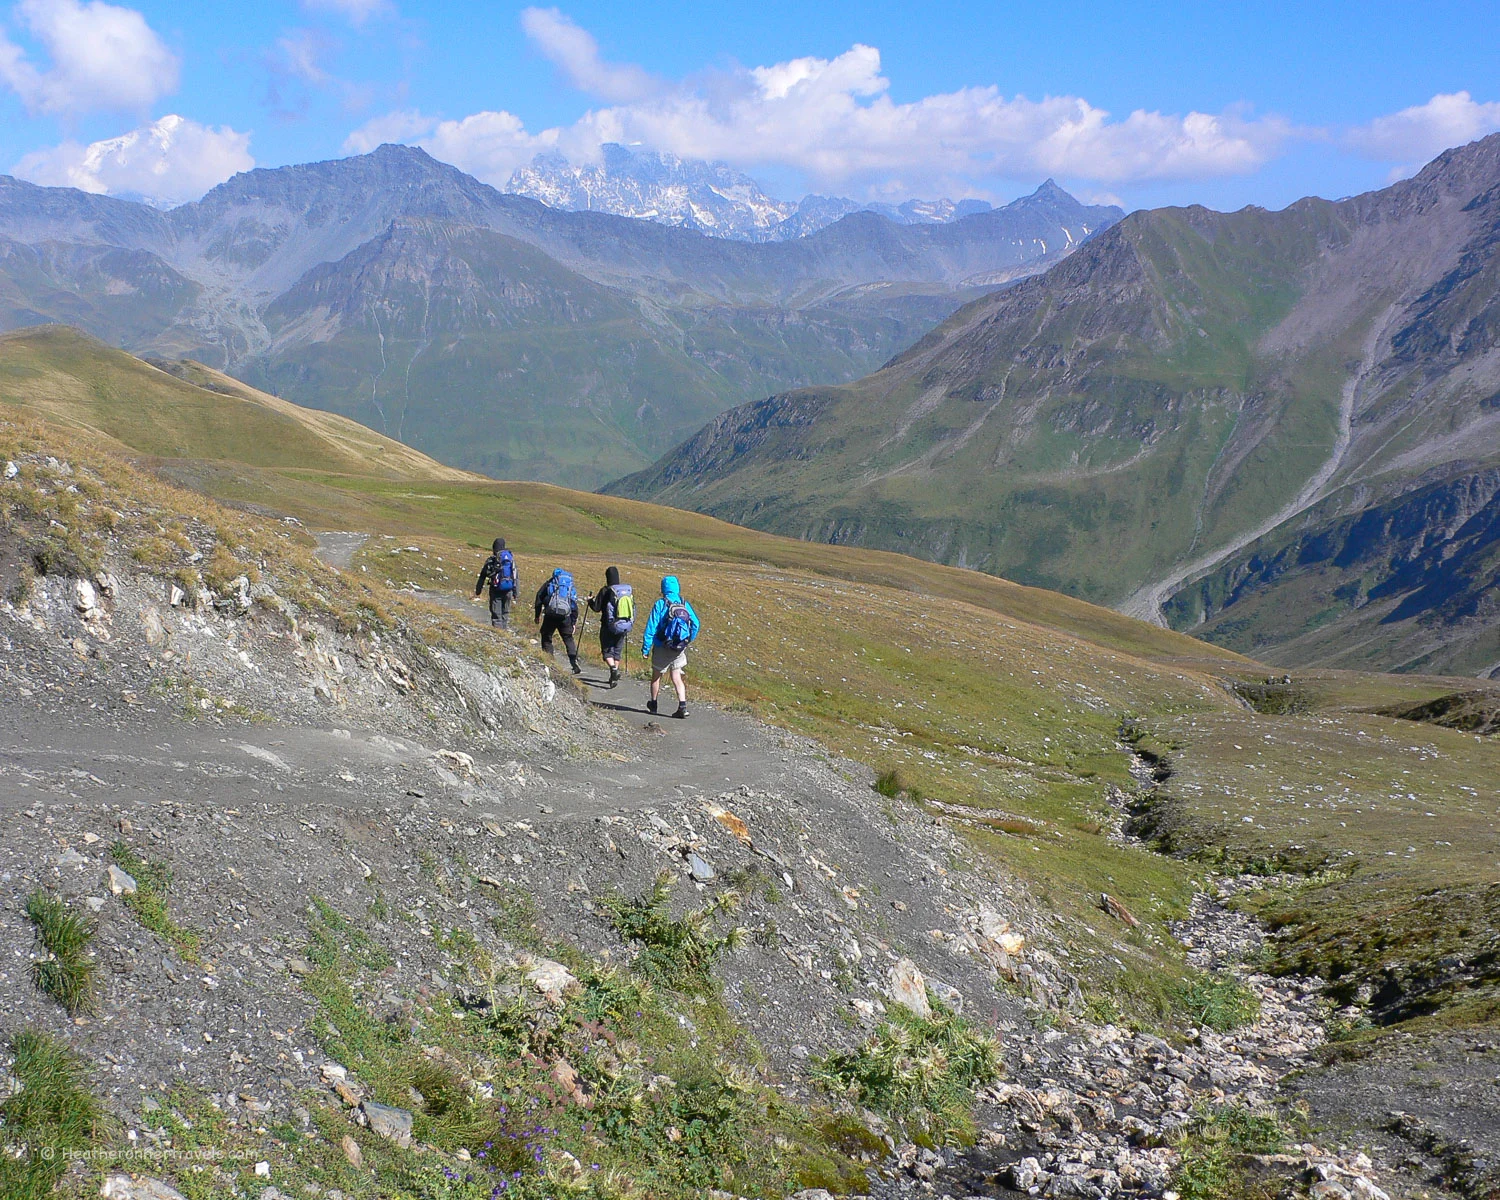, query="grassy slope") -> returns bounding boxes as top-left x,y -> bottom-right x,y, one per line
6,327 -> 1495,1043
0,326 -> 475,481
